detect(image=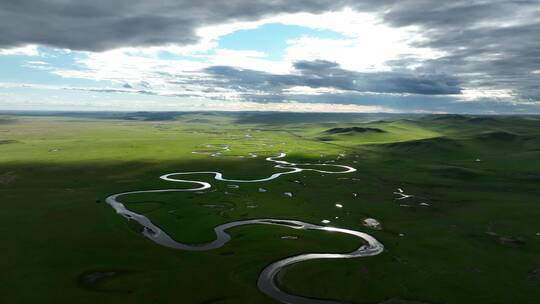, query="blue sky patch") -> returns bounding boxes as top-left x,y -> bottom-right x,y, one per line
218,23 -> 343,60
